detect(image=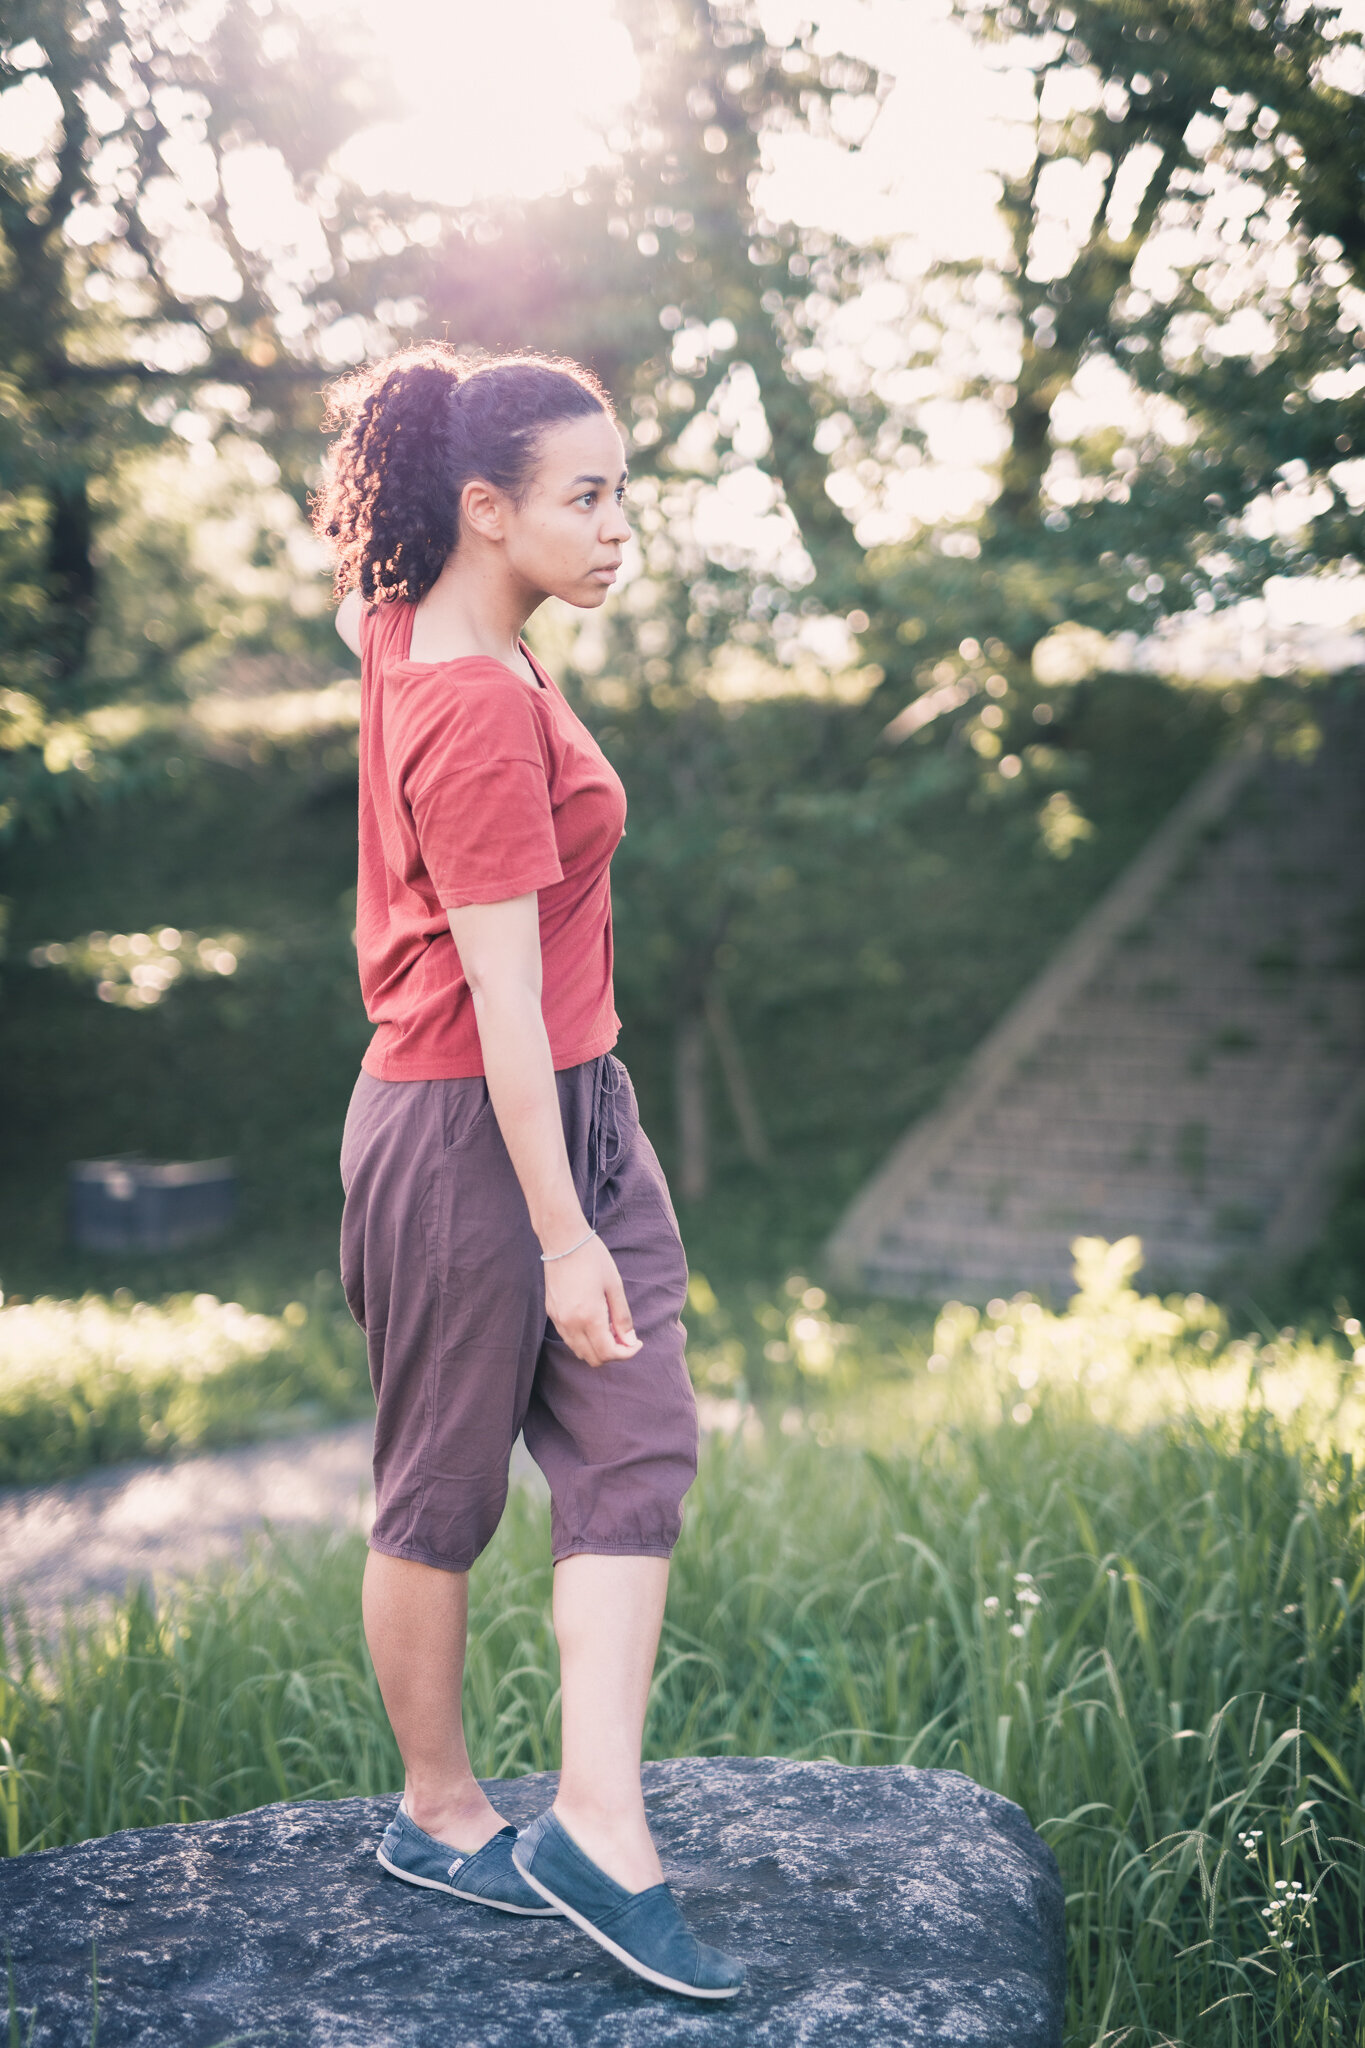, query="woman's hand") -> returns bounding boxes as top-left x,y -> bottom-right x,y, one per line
543,1232 -> 643,1368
